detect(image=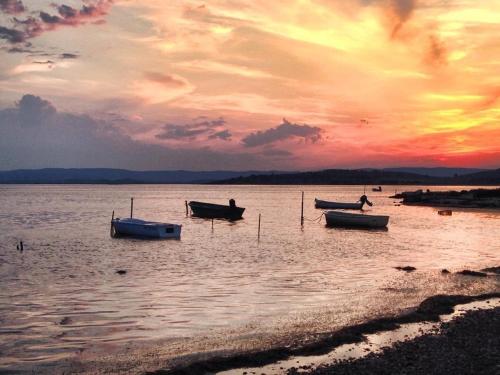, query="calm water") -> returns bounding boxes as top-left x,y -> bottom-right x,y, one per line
0,185 -> 499,372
